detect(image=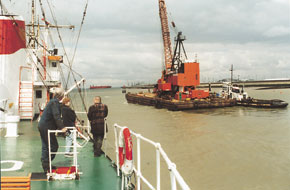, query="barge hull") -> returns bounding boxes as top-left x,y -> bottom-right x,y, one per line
237,99 -> 288,108
126,93 -> 236,111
